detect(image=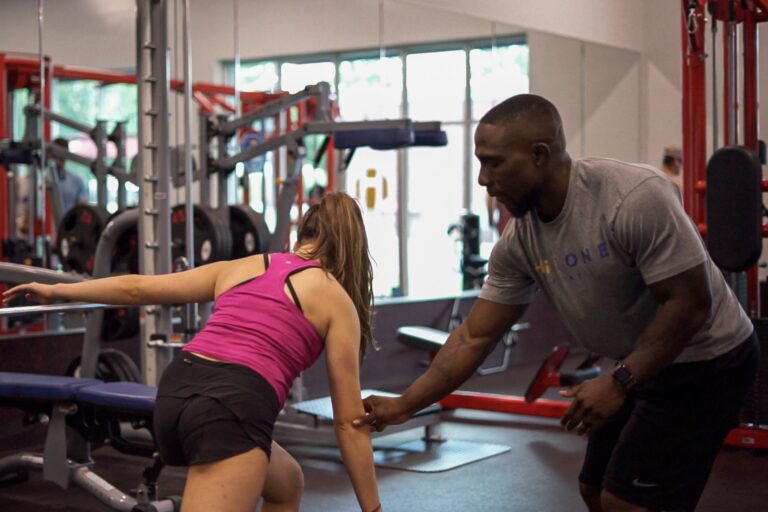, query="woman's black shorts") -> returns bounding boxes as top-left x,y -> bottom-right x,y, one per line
153,352 -> 280,467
